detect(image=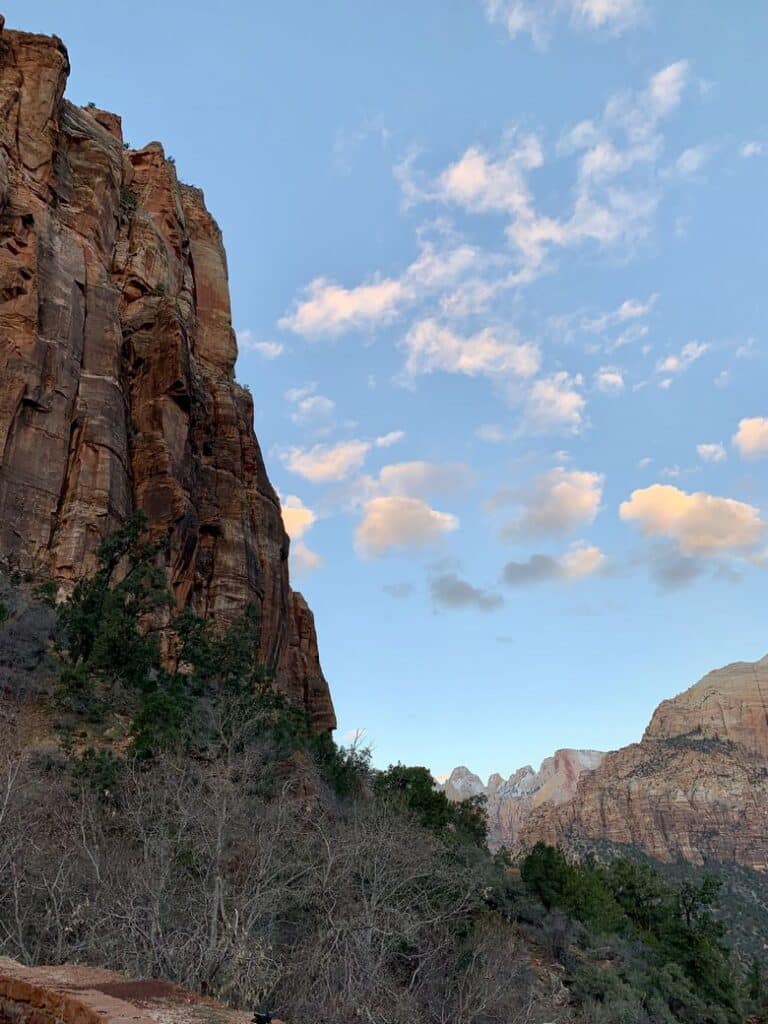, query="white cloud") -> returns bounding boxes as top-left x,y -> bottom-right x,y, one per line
279,239 -> 479,338
595,366 -> 625,392
619,483 -> 765,555
375,430 -> 406,448
696,442 -> 726,463
560,541 -> 609,579
281,495 -> 323,575
655,341 -> 709,377
740,141 -> 765,159
491,466 -> 603,538
408,63 -> 690,281
355,496 -> 458,557
378,460 -> 475,499
524,372 -> 586,434
733,417 -> 768,460
286,383 -> 335,423
669,144 -> 712,176
582,294 -> 657,333
291,543 -> 323,573
281,494 -> 316,541
484,0 -> 646,45
437,136 -> 544,216
645,61 -> 689,117
283,440 -> 372,483
401,318 -> 541,381
236,330 -> 284,359
279,276 -> 404,338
